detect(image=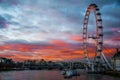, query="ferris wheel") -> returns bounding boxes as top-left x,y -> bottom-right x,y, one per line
83,4 -> 112,71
